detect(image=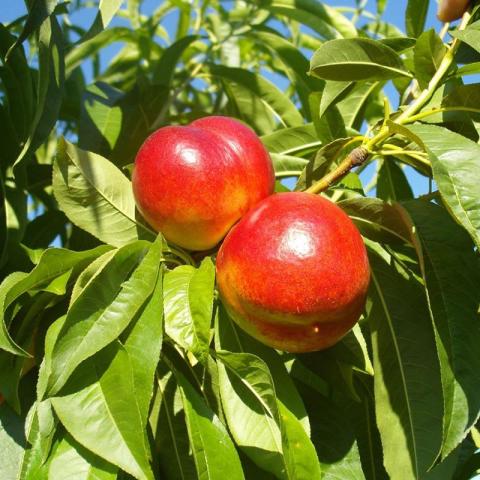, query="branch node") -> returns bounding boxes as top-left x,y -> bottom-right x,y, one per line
349,146 -> 369,167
